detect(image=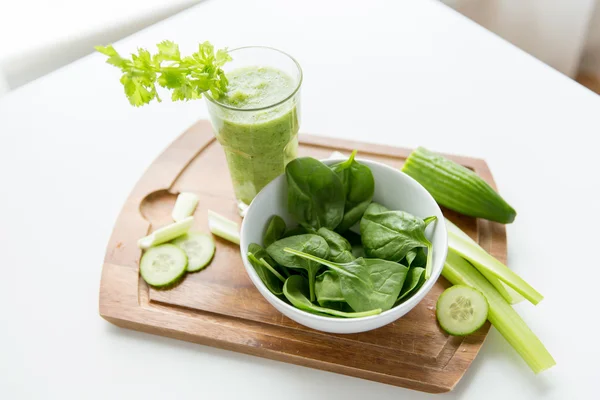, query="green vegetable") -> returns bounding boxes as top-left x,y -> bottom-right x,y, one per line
402,247 -> 427,268
96,41 -> 231,107
247,248 -> 284,296
207,210 -> 240,244
263,215 -> 286,247
283,247 -> 409,312
285,157 -> 345,230
171,232 -> 215,272
283,275 -> 382,318
267,234 -> 329,302
316,227 -> 354,263
448,230 -> 542,305
402,147 -> 517,223
171,192 -> 199,222
249,243 -> 290,277
360,202 -> 436,278
330,150 -> 375,232
395,267 -> 426,304
140,244 -> 188,288
283,226 -> 308,238
436,285 -> 489,336
137,216 -> 194,249
446,218 -> 524,304
315,270 -> 346,309
443,250 -> 555,373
